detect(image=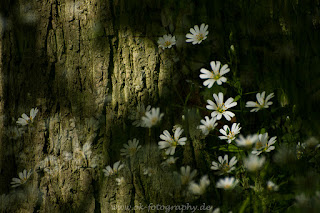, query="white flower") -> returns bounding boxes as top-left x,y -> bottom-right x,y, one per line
6,126 -> 24,139
245,92 -> 274,112
252,133 -> 277,155
211,155 -> 237,175
141,107 -> 164,128
10,169 -> 32,187
161,156 -> 179,167
216,177 -> 239,190
82,142 -> 92,159
120,138 -> 141,157
158,127 -> 187,155
200,61 -> 230,88
143,167 -> 155,177
116,177 -> 125,186
63,152 -> 73,161
158,34 -> 176,49
267,180 -> 279,191
208,207 -> 220,213
186,23 -> 208,44
179,166 -> 197,185
188,175 -> 210,195
198,116 -> 218,136
206,92 -> 237,121
235,134 -> 259,148
219,123 -> 241,143
129,103 -> 151,127
103,161 -> 124,177
16,107 -> 38,126
296,142 -> 305,159
243,154 -> 266,172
